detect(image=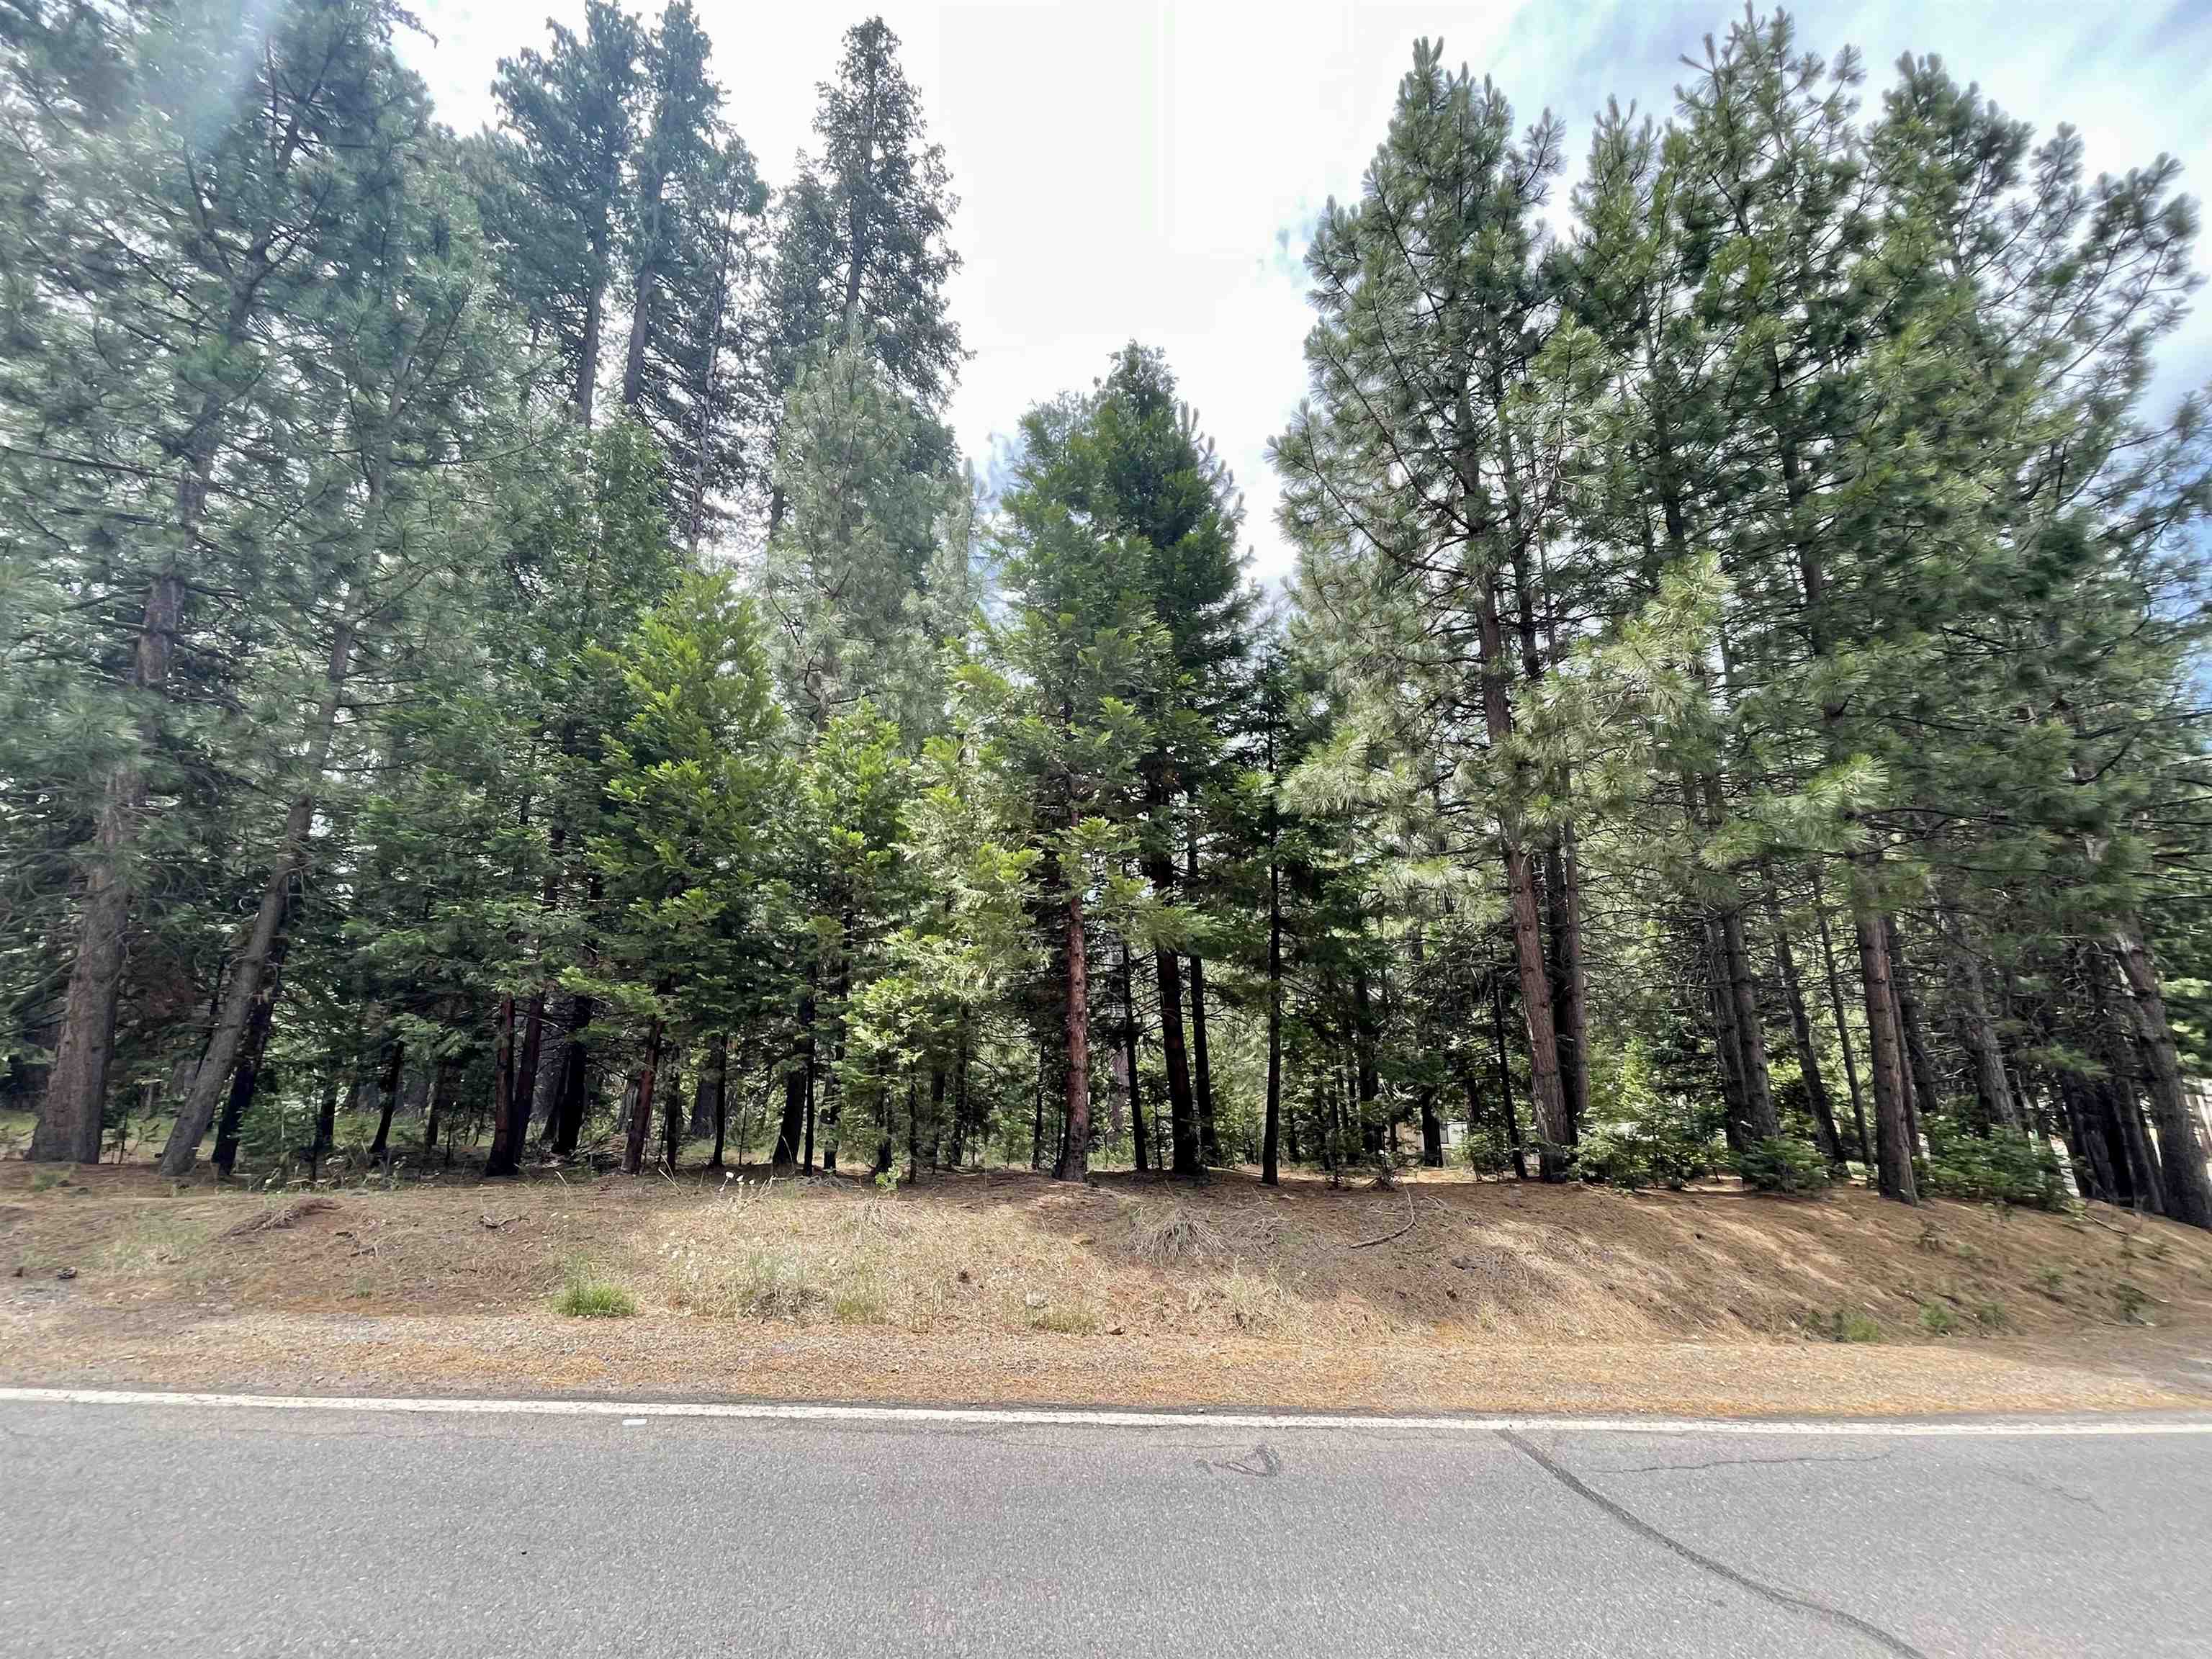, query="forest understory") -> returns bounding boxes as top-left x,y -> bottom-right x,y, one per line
6,1146 -> 2210,1419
